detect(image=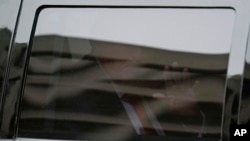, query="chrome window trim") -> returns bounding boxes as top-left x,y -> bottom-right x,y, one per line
1,0 -> 250,140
